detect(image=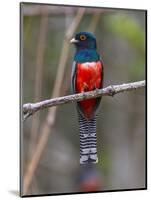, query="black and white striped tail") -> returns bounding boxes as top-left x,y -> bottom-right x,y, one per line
79,113 -> 98,164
